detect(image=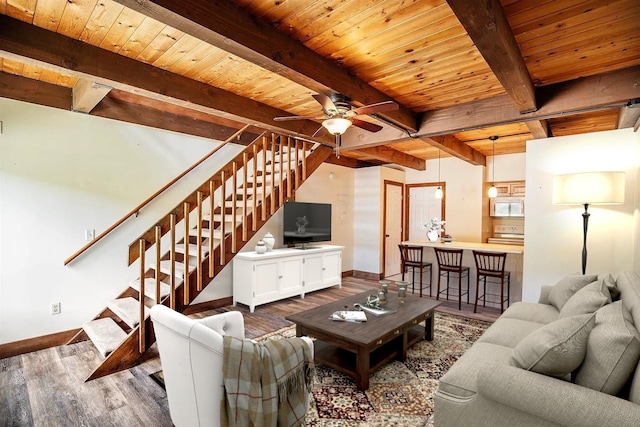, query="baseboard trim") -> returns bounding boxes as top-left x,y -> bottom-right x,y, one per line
0,328 -> 81,359
352,270 -> 383,281
182,296 -> 234,316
